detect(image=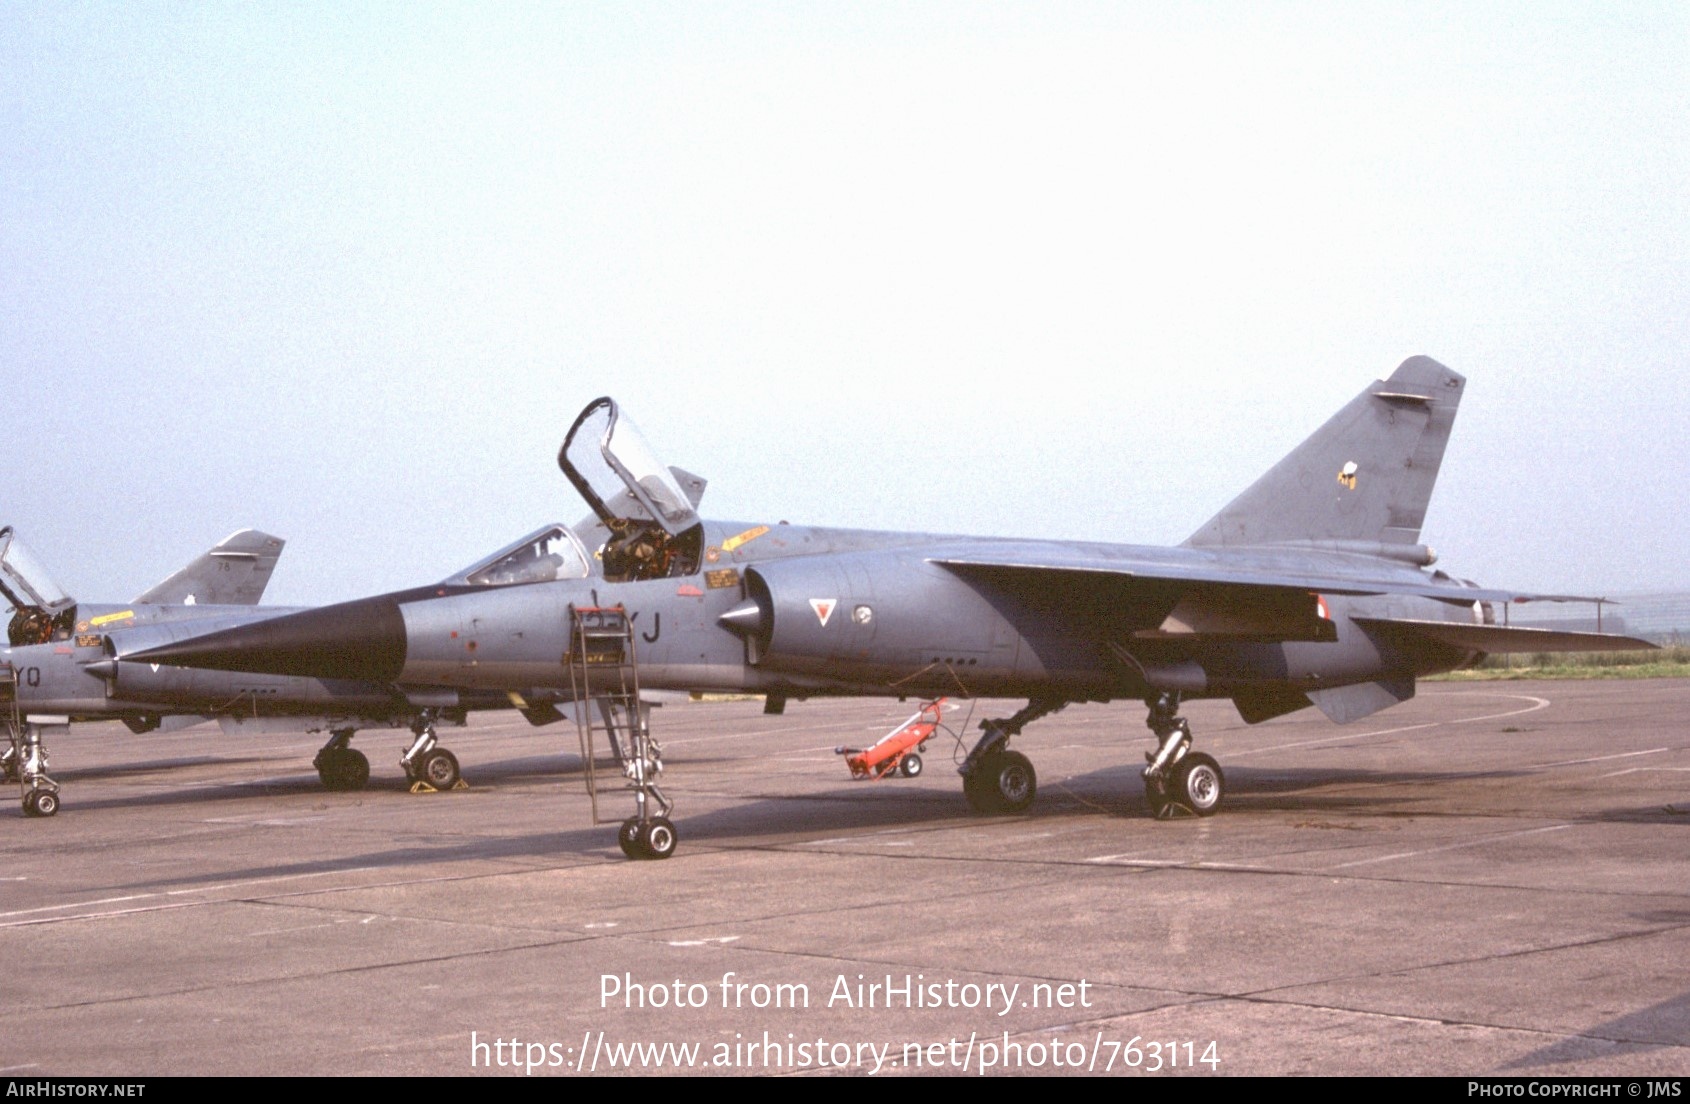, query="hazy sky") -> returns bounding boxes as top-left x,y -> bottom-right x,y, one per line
3,2 -> 1685,607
